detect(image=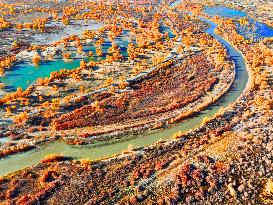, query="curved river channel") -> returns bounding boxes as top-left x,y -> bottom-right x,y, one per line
0,9 -> 249,176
